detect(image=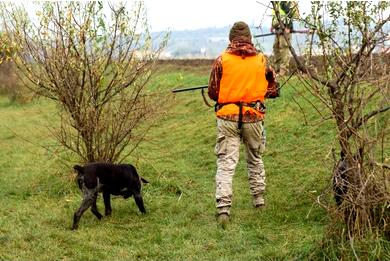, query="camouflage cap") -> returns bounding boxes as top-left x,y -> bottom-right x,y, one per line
229,21 -> 252,41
